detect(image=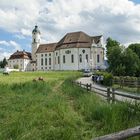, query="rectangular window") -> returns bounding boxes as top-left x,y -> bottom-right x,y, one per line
58,56 -> 60,64
86,54 -> 88,62
45,58 -> 47,65
41,54 -> 43,57
97,54 -> 100,63
71,54 -> 74,63
63,55 -> 65,63
49,58 -> 51,65
45,54 -> 47,57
